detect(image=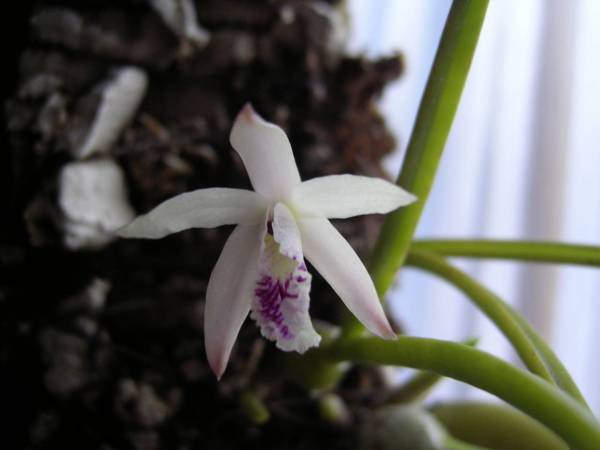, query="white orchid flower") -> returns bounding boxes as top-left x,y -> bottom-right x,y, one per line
118,104 -> 416,379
